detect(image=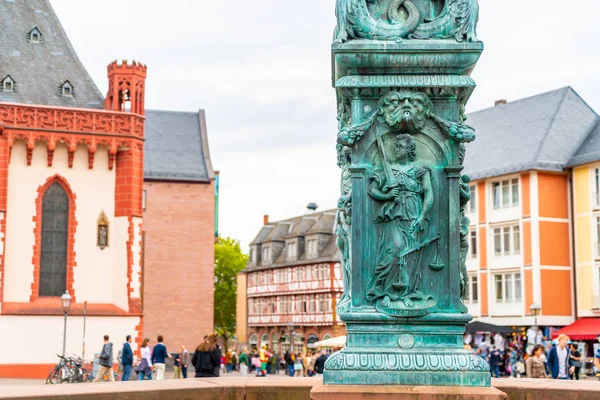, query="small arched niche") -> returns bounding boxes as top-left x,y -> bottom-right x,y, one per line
97,211 -> 109,250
